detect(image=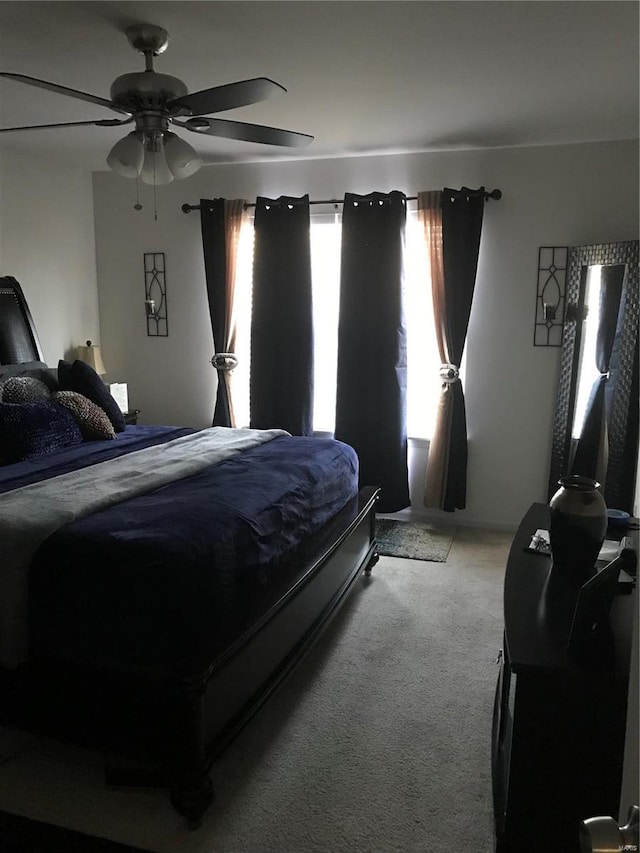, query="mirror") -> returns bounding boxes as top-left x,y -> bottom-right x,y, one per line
548,240 -> 639,512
